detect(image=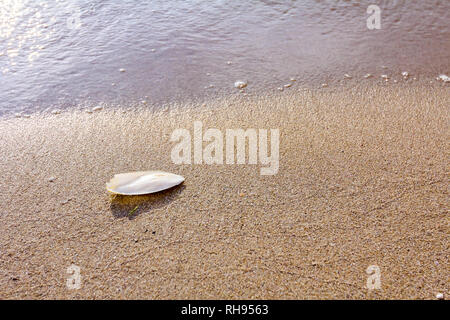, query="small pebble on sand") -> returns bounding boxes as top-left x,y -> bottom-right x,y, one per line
234,81 -> 247,89
402,71 -> 409,78
48,177 -> 56,182
226,61 -> 232,65
290,77 -> 296,81
51,109 -> 61,115
364,73 -> 372,78
93,106 -> 103,112
437,74 -> 450,83
14,113 -> 22,118
119,68 -> 126,72
277,87 -> 284,91
284,83 -> 292,88
321,83 -> 328,88
436,293 -> 444,300
381,74 -> 389,79
344,74 -> 352,79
